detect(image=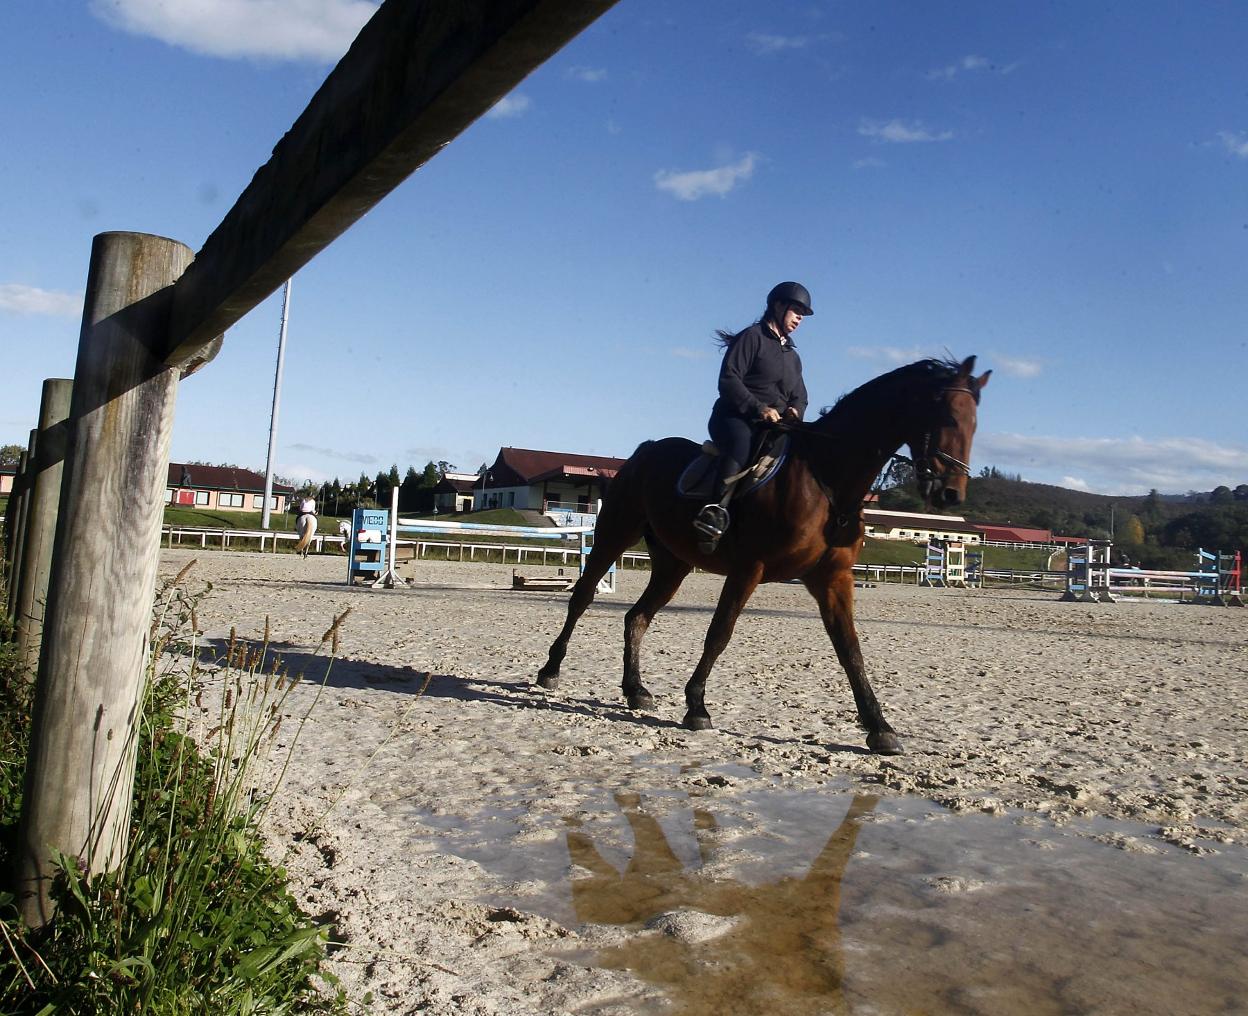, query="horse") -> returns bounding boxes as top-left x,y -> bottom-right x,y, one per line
536,355 -> 991,755
293,511 -> 317,558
